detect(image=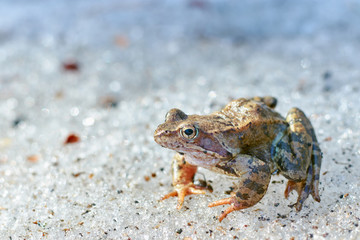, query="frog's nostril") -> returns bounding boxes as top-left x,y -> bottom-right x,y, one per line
165,130 -> 170,134
154,129 -> 170,137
